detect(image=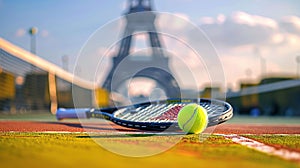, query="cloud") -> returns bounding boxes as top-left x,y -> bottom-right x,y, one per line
156,12 -> 300,90
199,11 -> 280,47
199,16 -> 215,25
232,11 -> 278,29
199,11 -> 300,49
15,28 -> 26,37
217,14 -> 226,24
157,13 -> 191,32
280,16 -> 300,34
41,30 -> 49,37
195,12 -> 300,89
199,14 -> 226,25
